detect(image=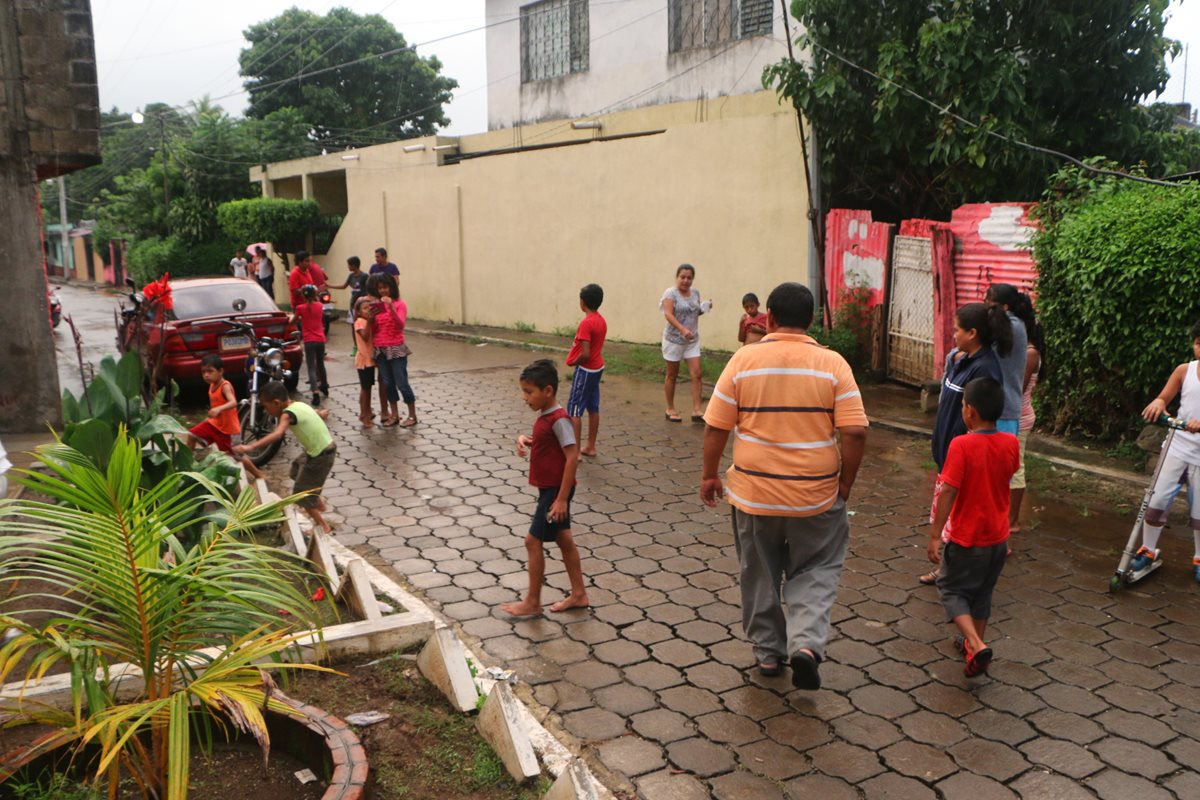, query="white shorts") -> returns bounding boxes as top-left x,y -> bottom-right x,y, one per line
662,338 -> 701,362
